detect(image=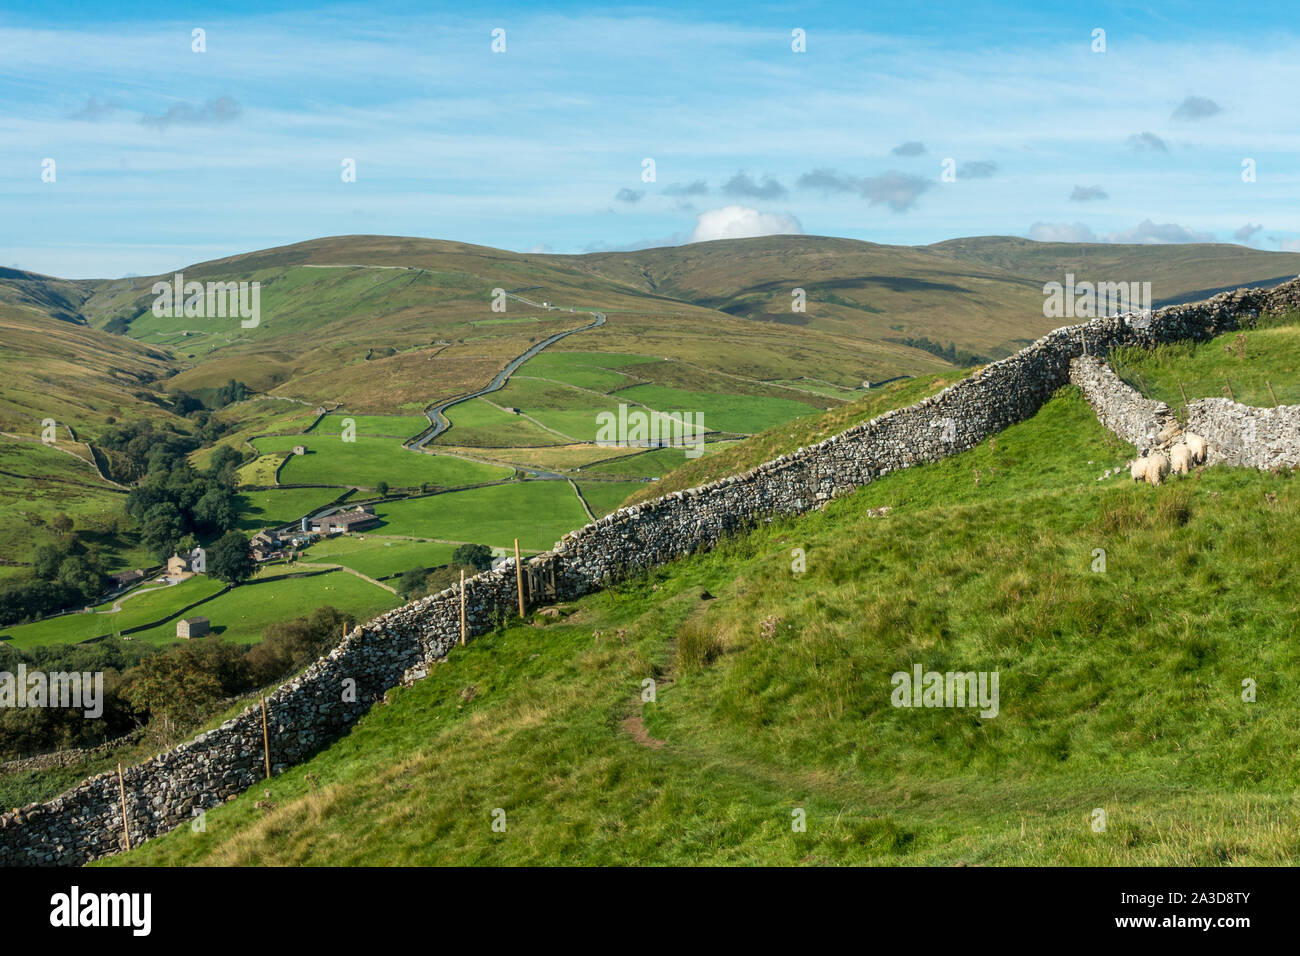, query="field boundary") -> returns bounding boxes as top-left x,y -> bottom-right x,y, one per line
4,276 -> 1298,865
